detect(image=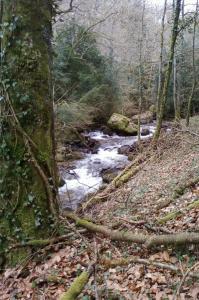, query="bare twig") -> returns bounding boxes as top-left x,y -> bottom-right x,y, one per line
94,237 -> 100,300
115,217 -> 146,227
175,261 -> 199,298
174,262 -> 199,300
